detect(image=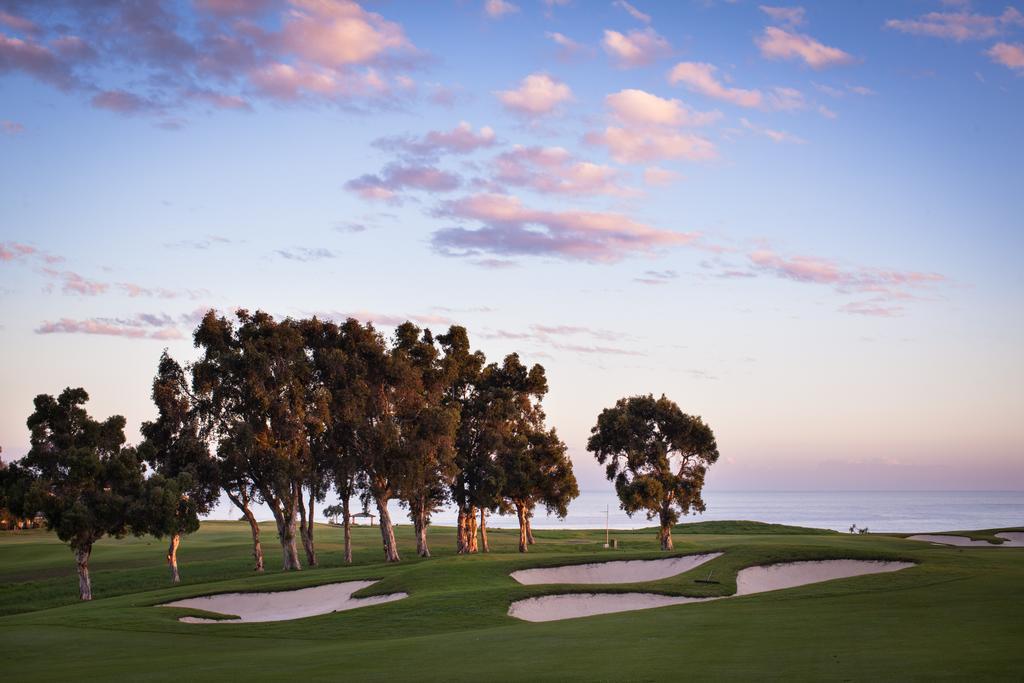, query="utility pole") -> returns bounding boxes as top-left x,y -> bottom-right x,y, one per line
604,504 -> 610,548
